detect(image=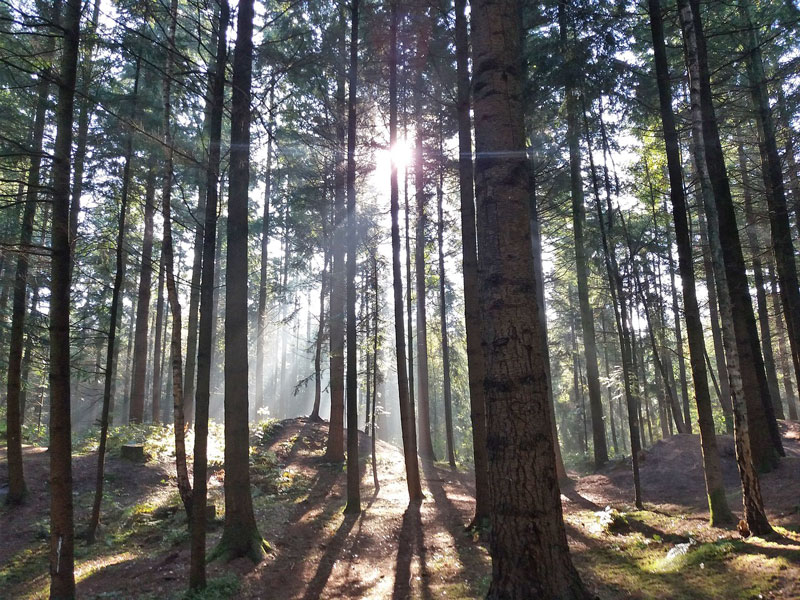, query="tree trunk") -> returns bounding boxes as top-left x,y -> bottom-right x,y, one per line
160,0 -> 192,517
678,0 -> 783,474
389,0 -> 423,503
216,0 -> 266,562
454,0 -> 489,521
5,0 -> 60,504
436,118 -> 456,469
771,262 -> 799,421
558,0 -> 609,468
471,2 -> 590,596
739,140 -> 784,419
151,252 -> 166,424
413,21 -> 435,461
646,0 -> 733,524
344,0 -> 361,515
190,1 -> 228,589
310,235 -> 328,422
49,0 -> 81,594
740,0 -> 800,425
129,144 -> 156,425
325,13 -> 346,462
87,61 -> 142,542
256,79 -> 275,416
